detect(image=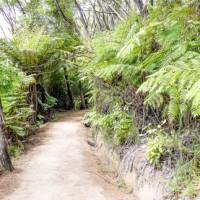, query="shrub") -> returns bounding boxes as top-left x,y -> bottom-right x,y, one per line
147,130 -> 179,167
85,106 -> 138,146
147,128 -> 200,198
